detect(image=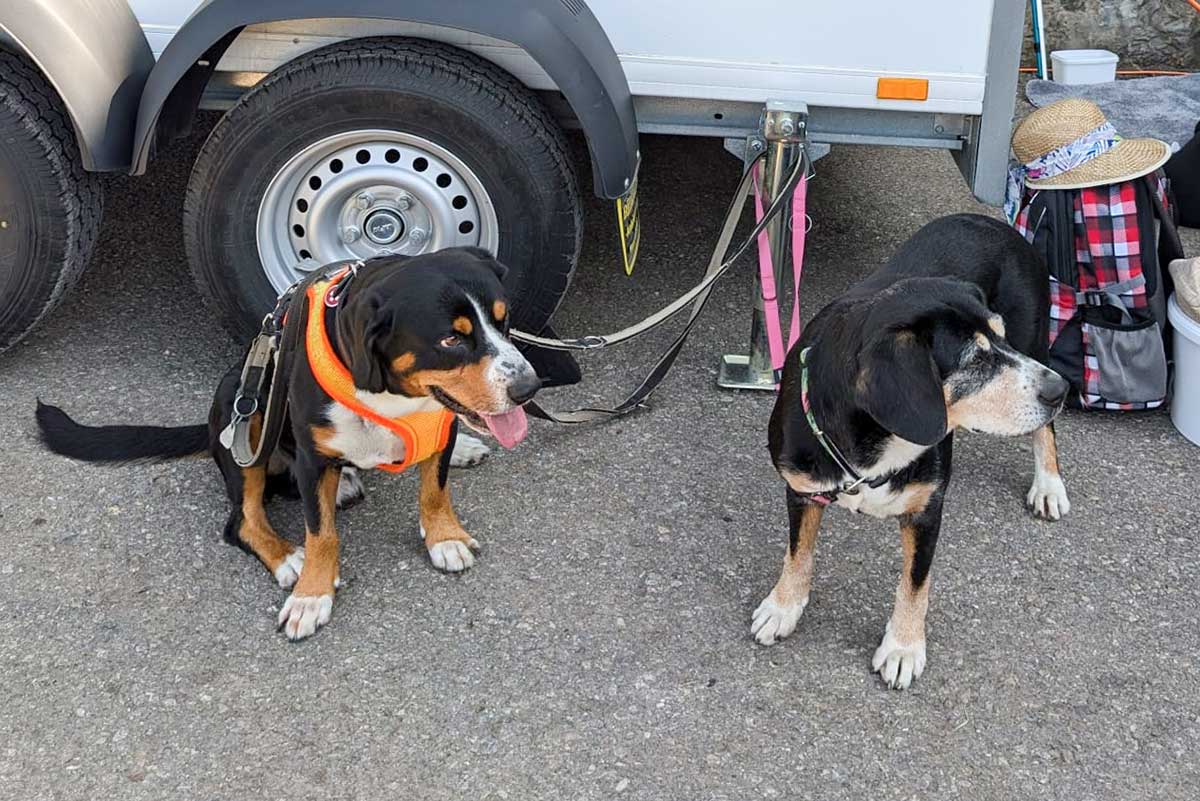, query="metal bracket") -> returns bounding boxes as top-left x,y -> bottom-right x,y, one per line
717,101 -> 809,391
